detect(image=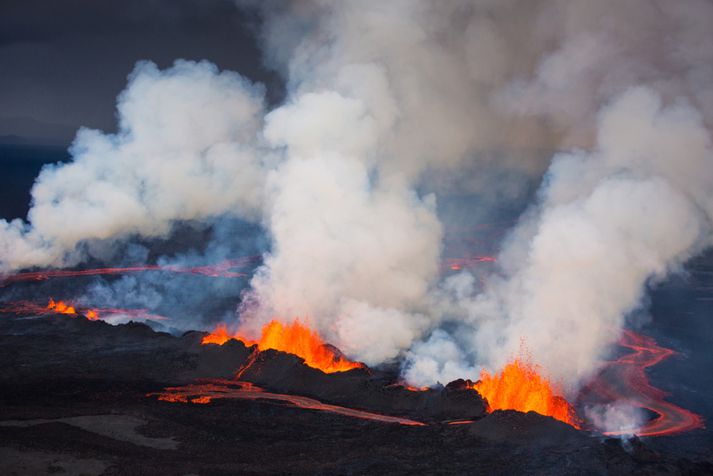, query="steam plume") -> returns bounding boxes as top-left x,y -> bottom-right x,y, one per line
406,87 -> 713,388
2,1 -> 713,392
0,60 -> 267,271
